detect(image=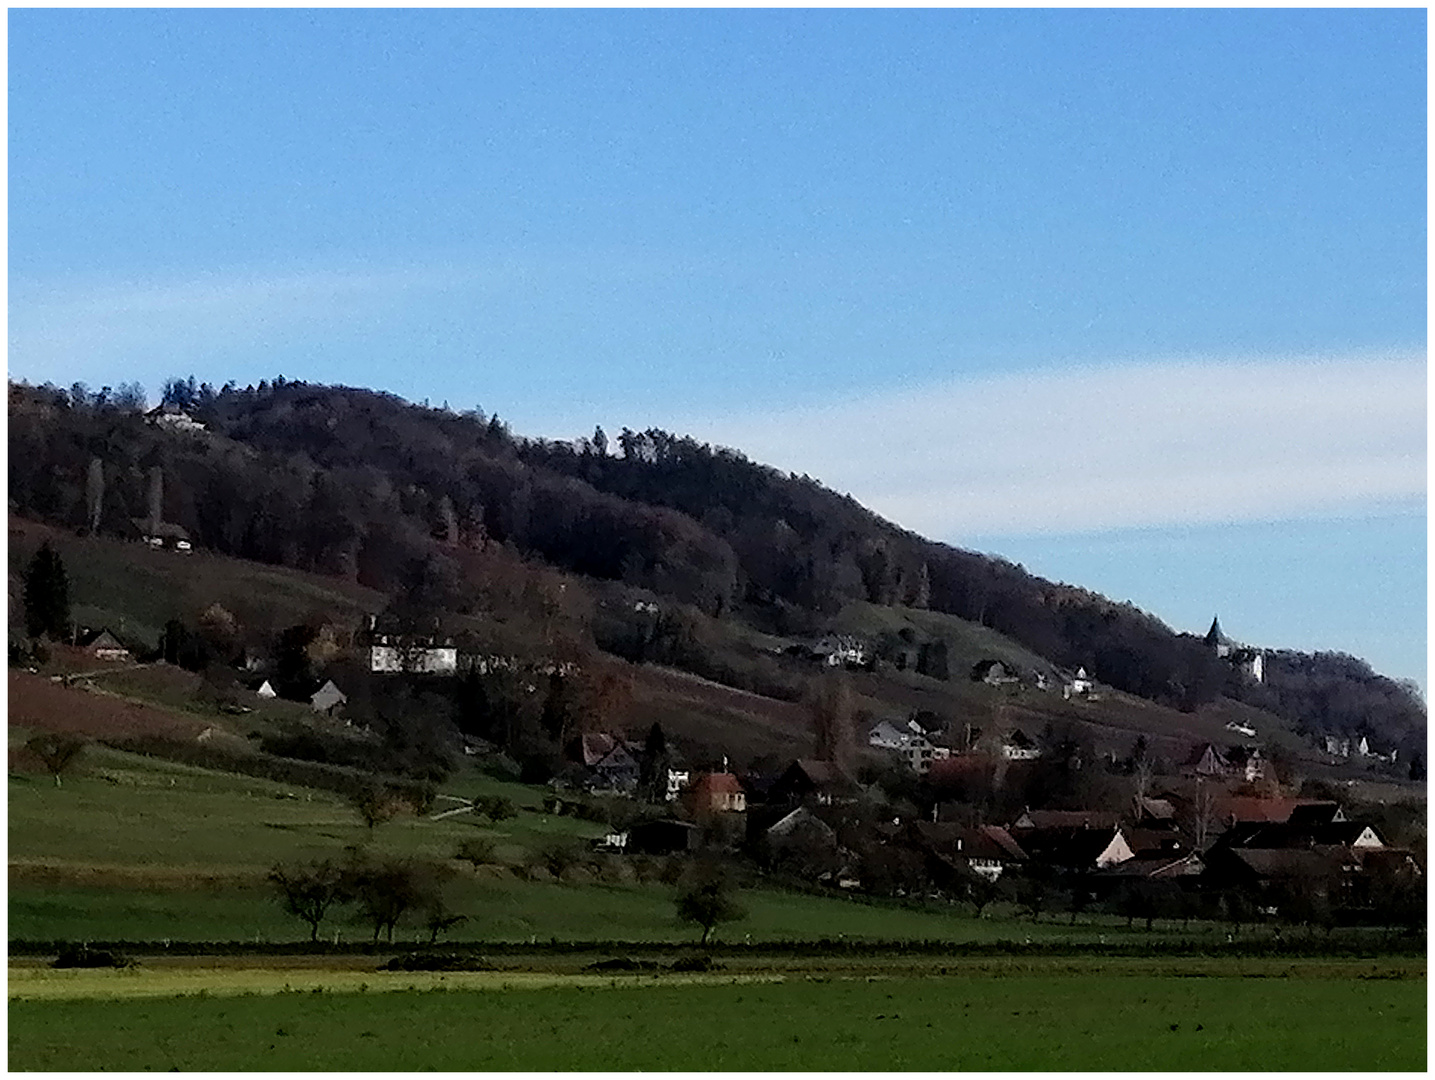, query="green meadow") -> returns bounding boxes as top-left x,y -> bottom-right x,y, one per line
9,965 -> 1425,1071
10,723 -> 1425,1072
12,744 -> 1293,948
